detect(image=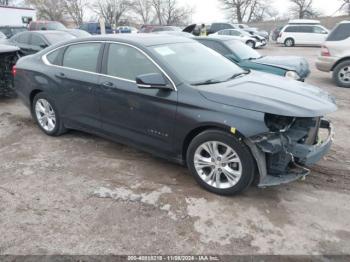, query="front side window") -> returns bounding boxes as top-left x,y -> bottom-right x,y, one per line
313,26 -> 327,34
106,43 -> 161,81
151,42 -> 245,85
31,35 -> 46,47
63,43 -> 101,72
